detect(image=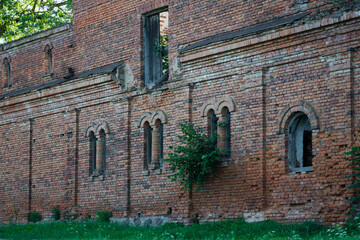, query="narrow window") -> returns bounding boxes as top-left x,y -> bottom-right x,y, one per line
144,121 -> 152,170
96,129 -> 106,174
207,110 -> 218,146
89,131 -> 97,174
159,121 -> 164,167
288,113 -> 313,172
151,119 -> 163,169
217,107 -> 231,157
143,8 -> 168,87
45,45 -> 52,74
224,107 -> 231,155
3,58 -> 10,87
